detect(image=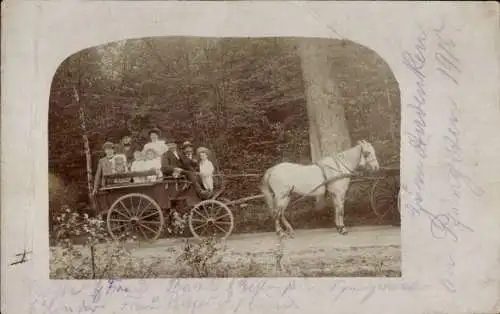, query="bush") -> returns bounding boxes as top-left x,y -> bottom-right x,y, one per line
50,207 -> 136,279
